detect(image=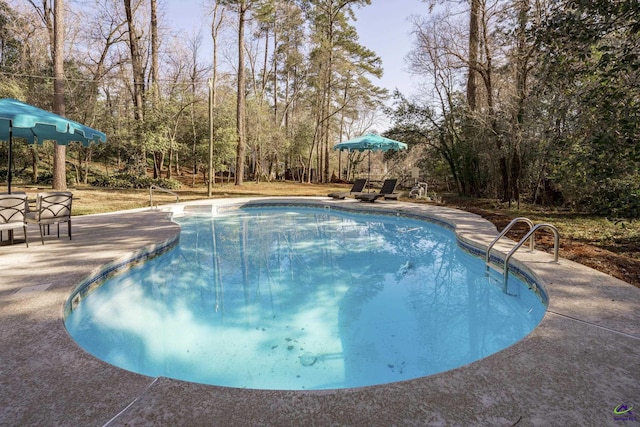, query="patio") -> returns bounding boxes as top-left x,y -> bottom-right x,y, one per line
0,197 -> 638,426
